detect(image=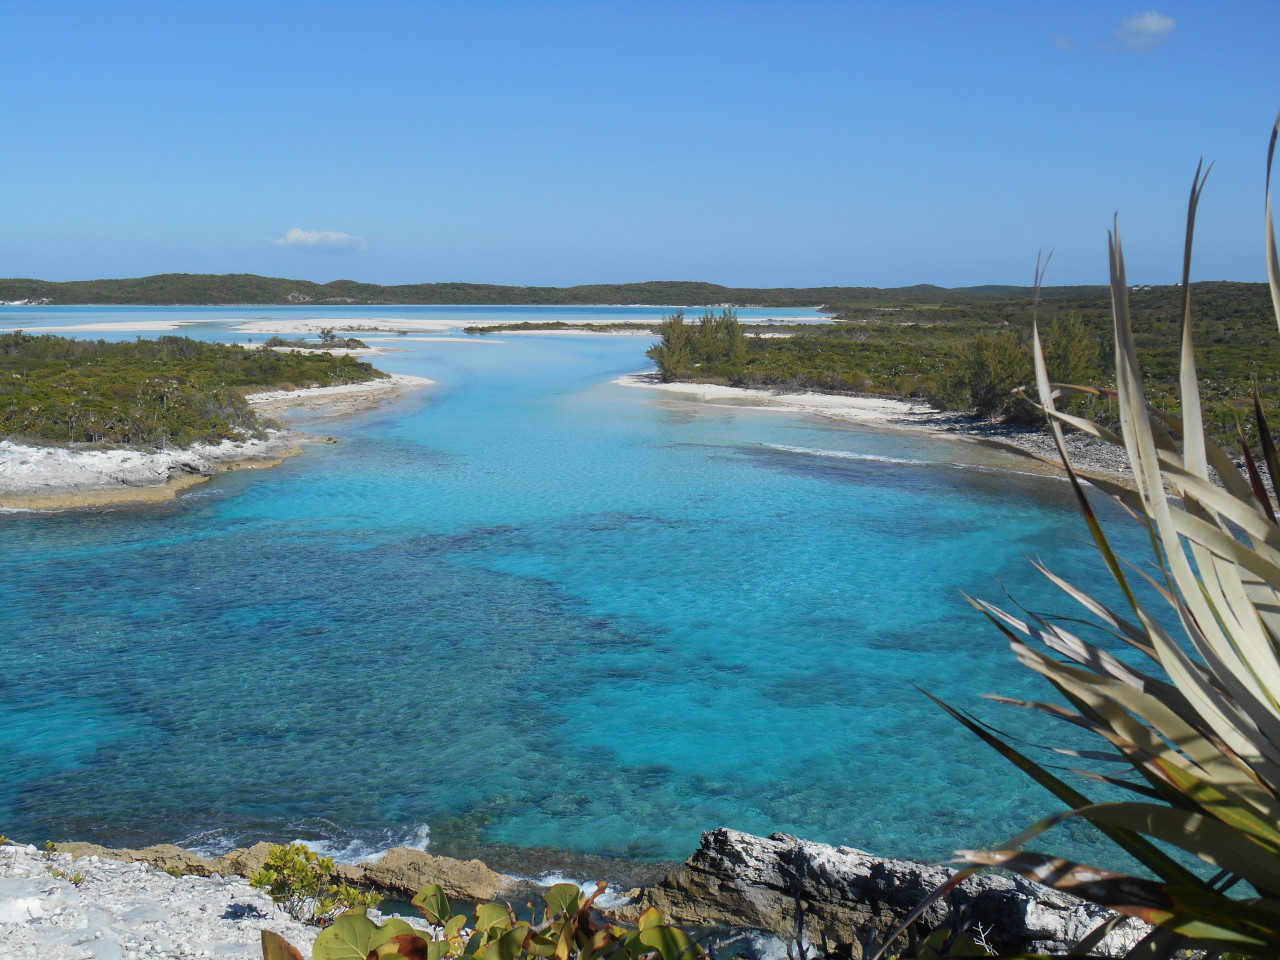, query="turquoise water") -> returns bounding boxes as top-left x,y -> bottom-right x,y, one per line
0,308 -> 1150,867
